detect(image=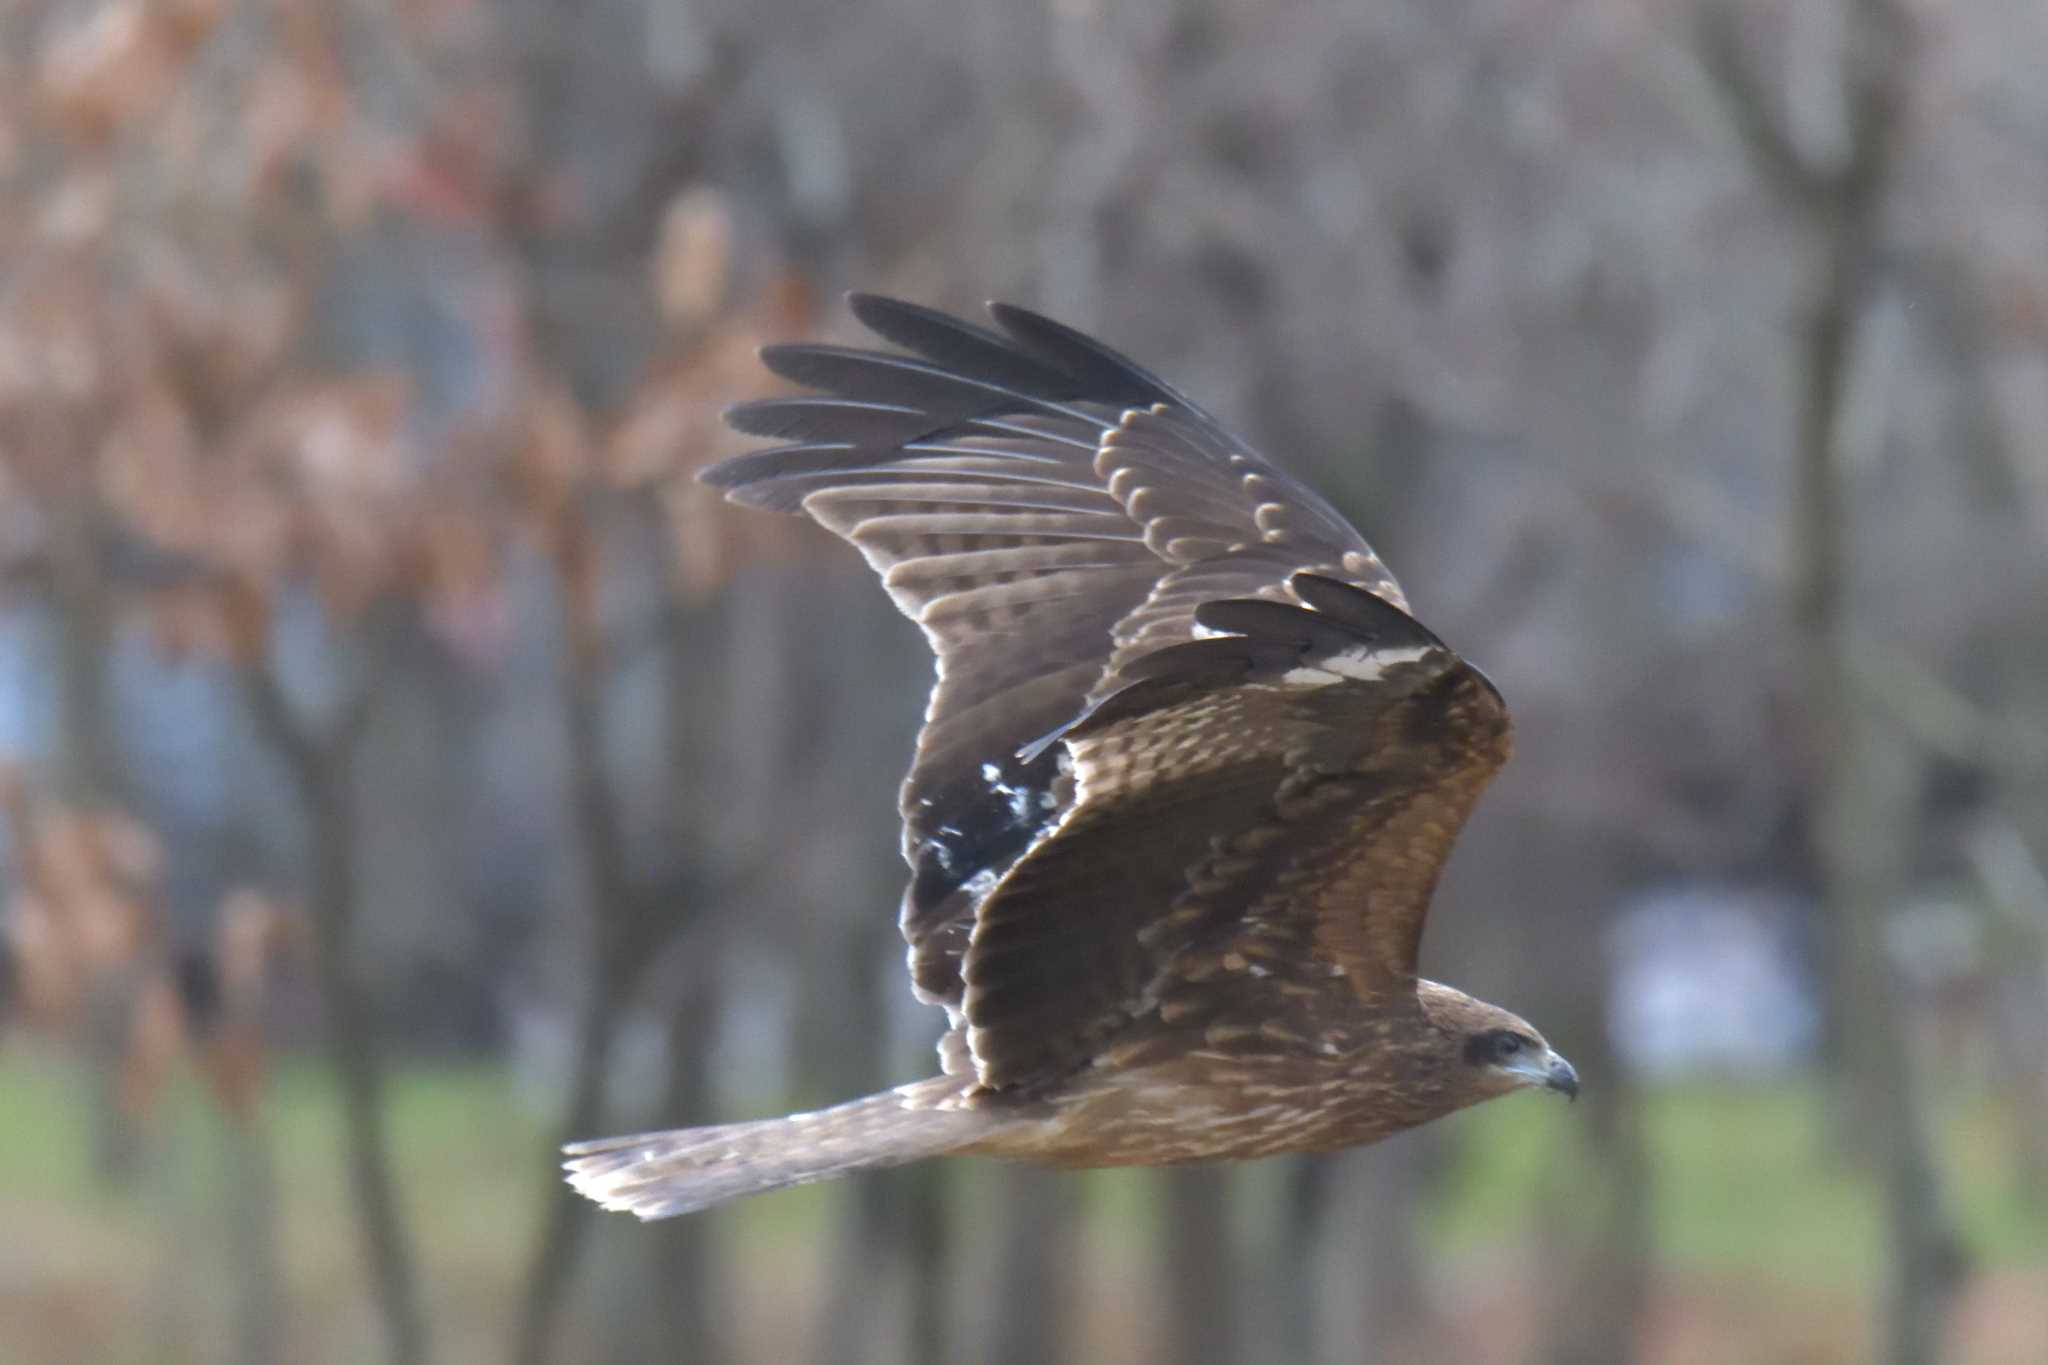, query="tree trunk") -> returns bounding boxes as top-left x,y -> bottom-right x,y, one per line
305,760 -> 431,1365
1779,3 -> 1964,1338
517,529 -> 670,1365
981,1166 -> 1077,1365
222,1113 -> 285,1365
514,958 -> 638,1365
1698,2 -> 1963,1357
51,493 -> 142,1183
1544,1073 -> 1652,1365
1809,711 -> 1963,1365
243,645 -> 429,1365
1968,823 -> 2048,1209
1268,1158 -> 1328,1365
51,493 -> 118,802
647,981 -> 728,1364
1162,1167 -> 1235,1365
1310,1138 -> 1431,1365
812,935 -> 953,1365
